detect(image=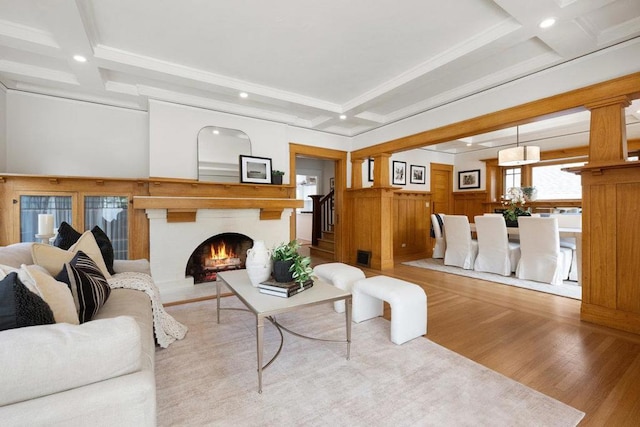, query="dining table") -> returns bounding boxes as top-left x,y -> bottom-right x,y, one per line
469,223 -> 582,284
